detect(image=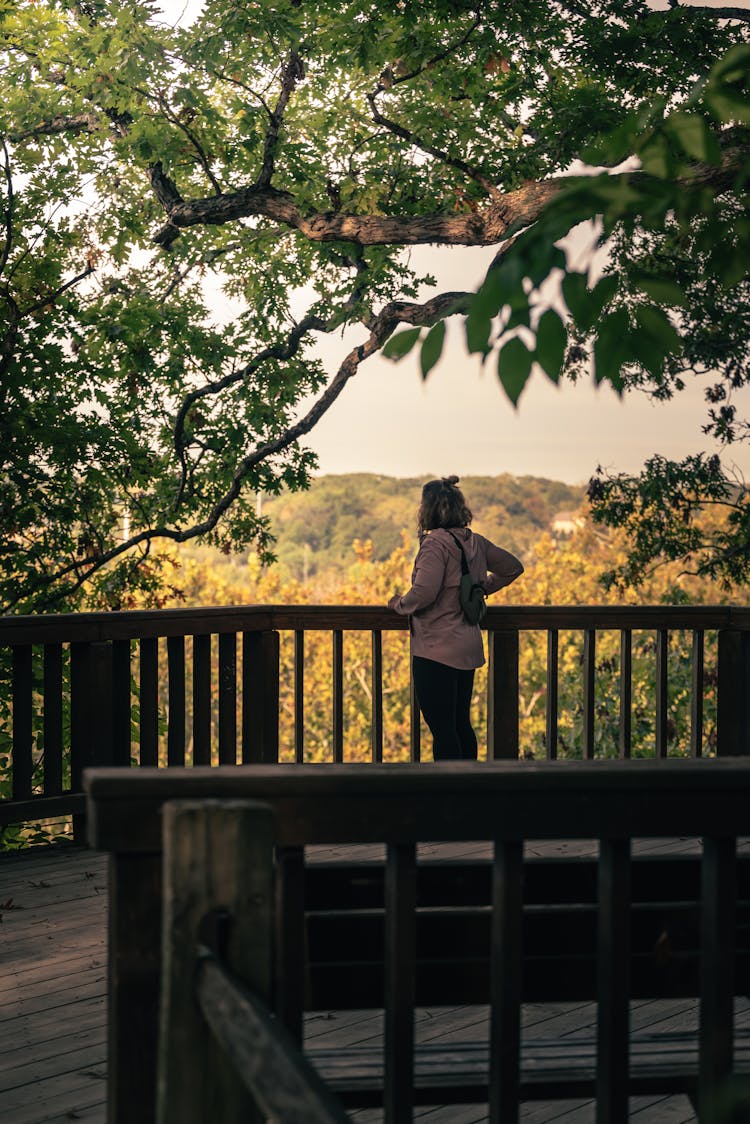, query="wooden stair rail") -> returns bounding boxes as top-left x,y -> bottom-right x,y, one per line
157,799 -> 347,1124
